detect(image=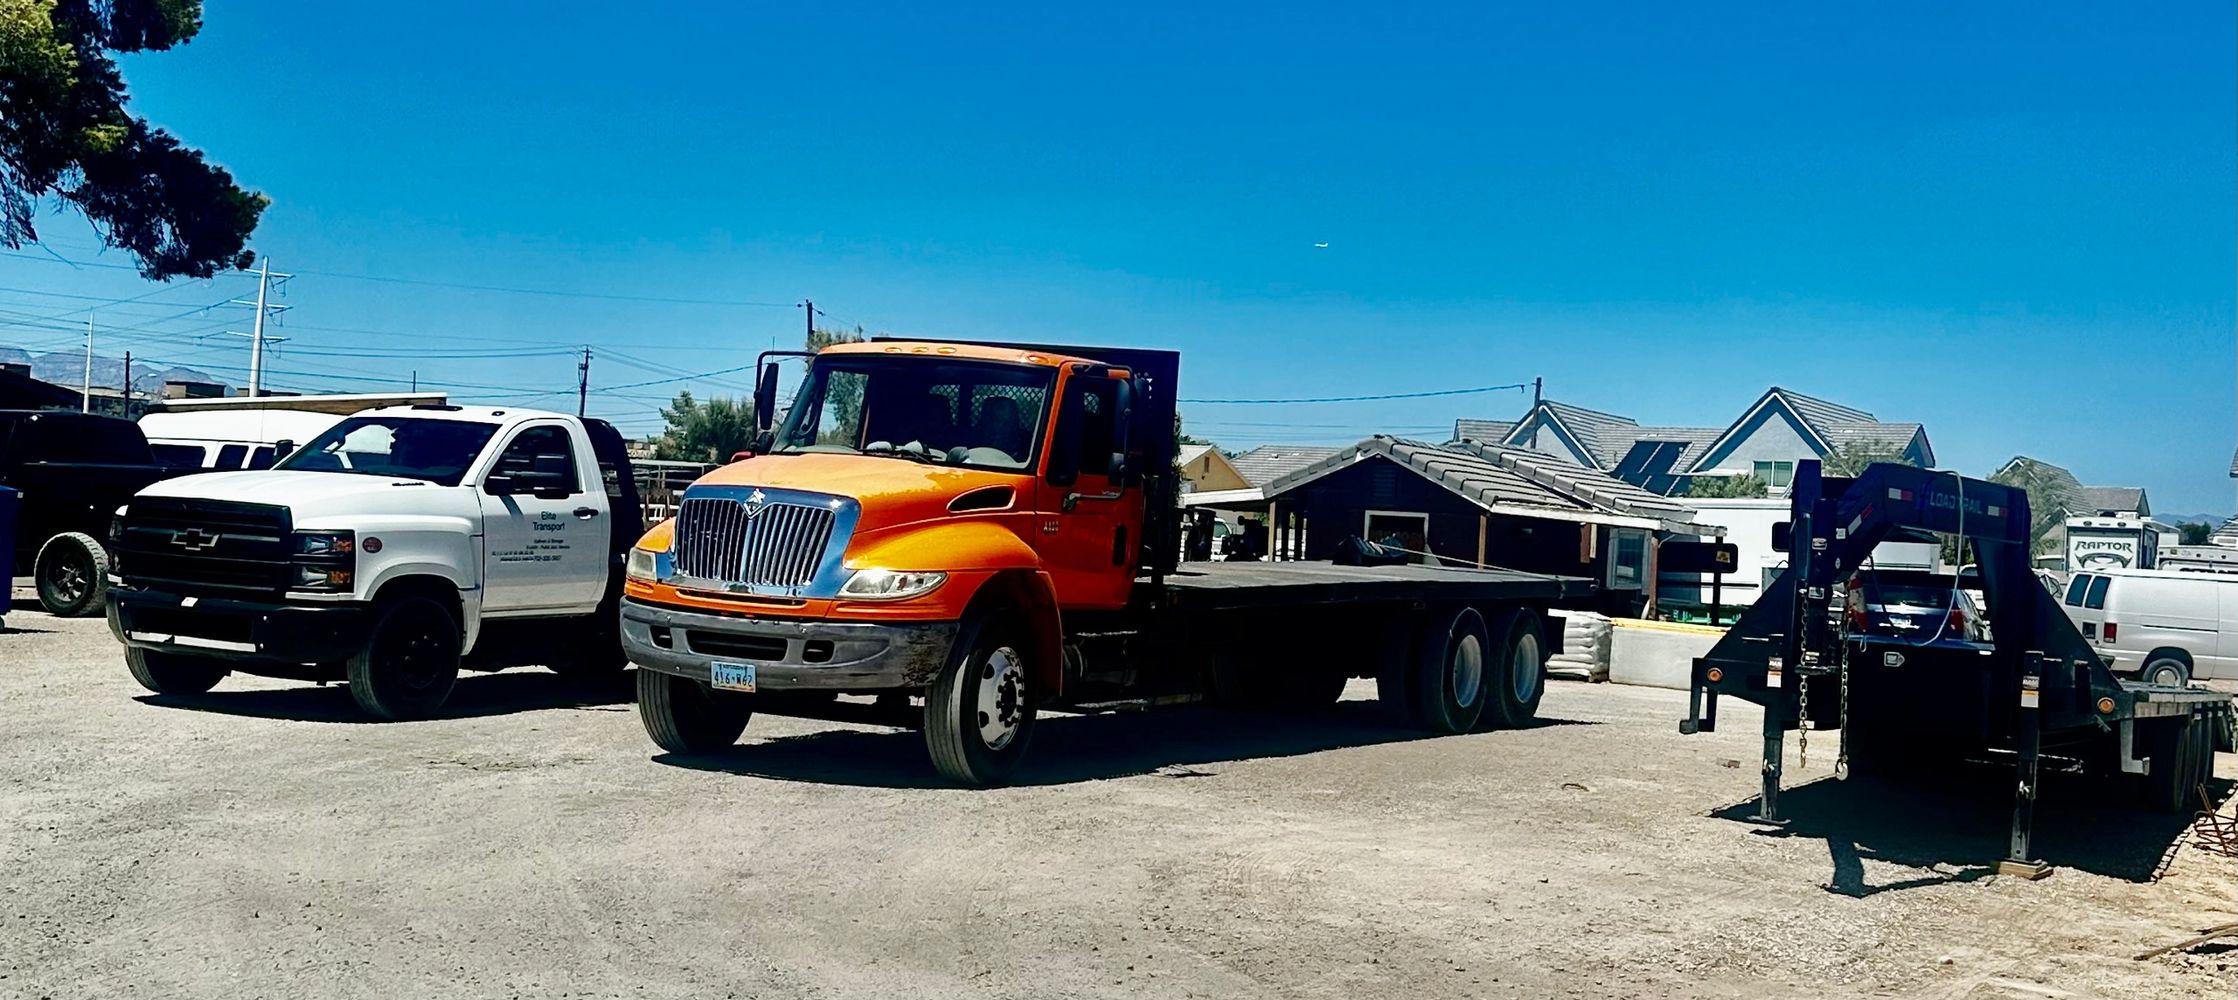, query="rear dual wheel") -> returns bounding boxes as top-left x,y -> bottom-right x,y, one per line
2137,715 -> 2214,814
1381,606 -> 1547,734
